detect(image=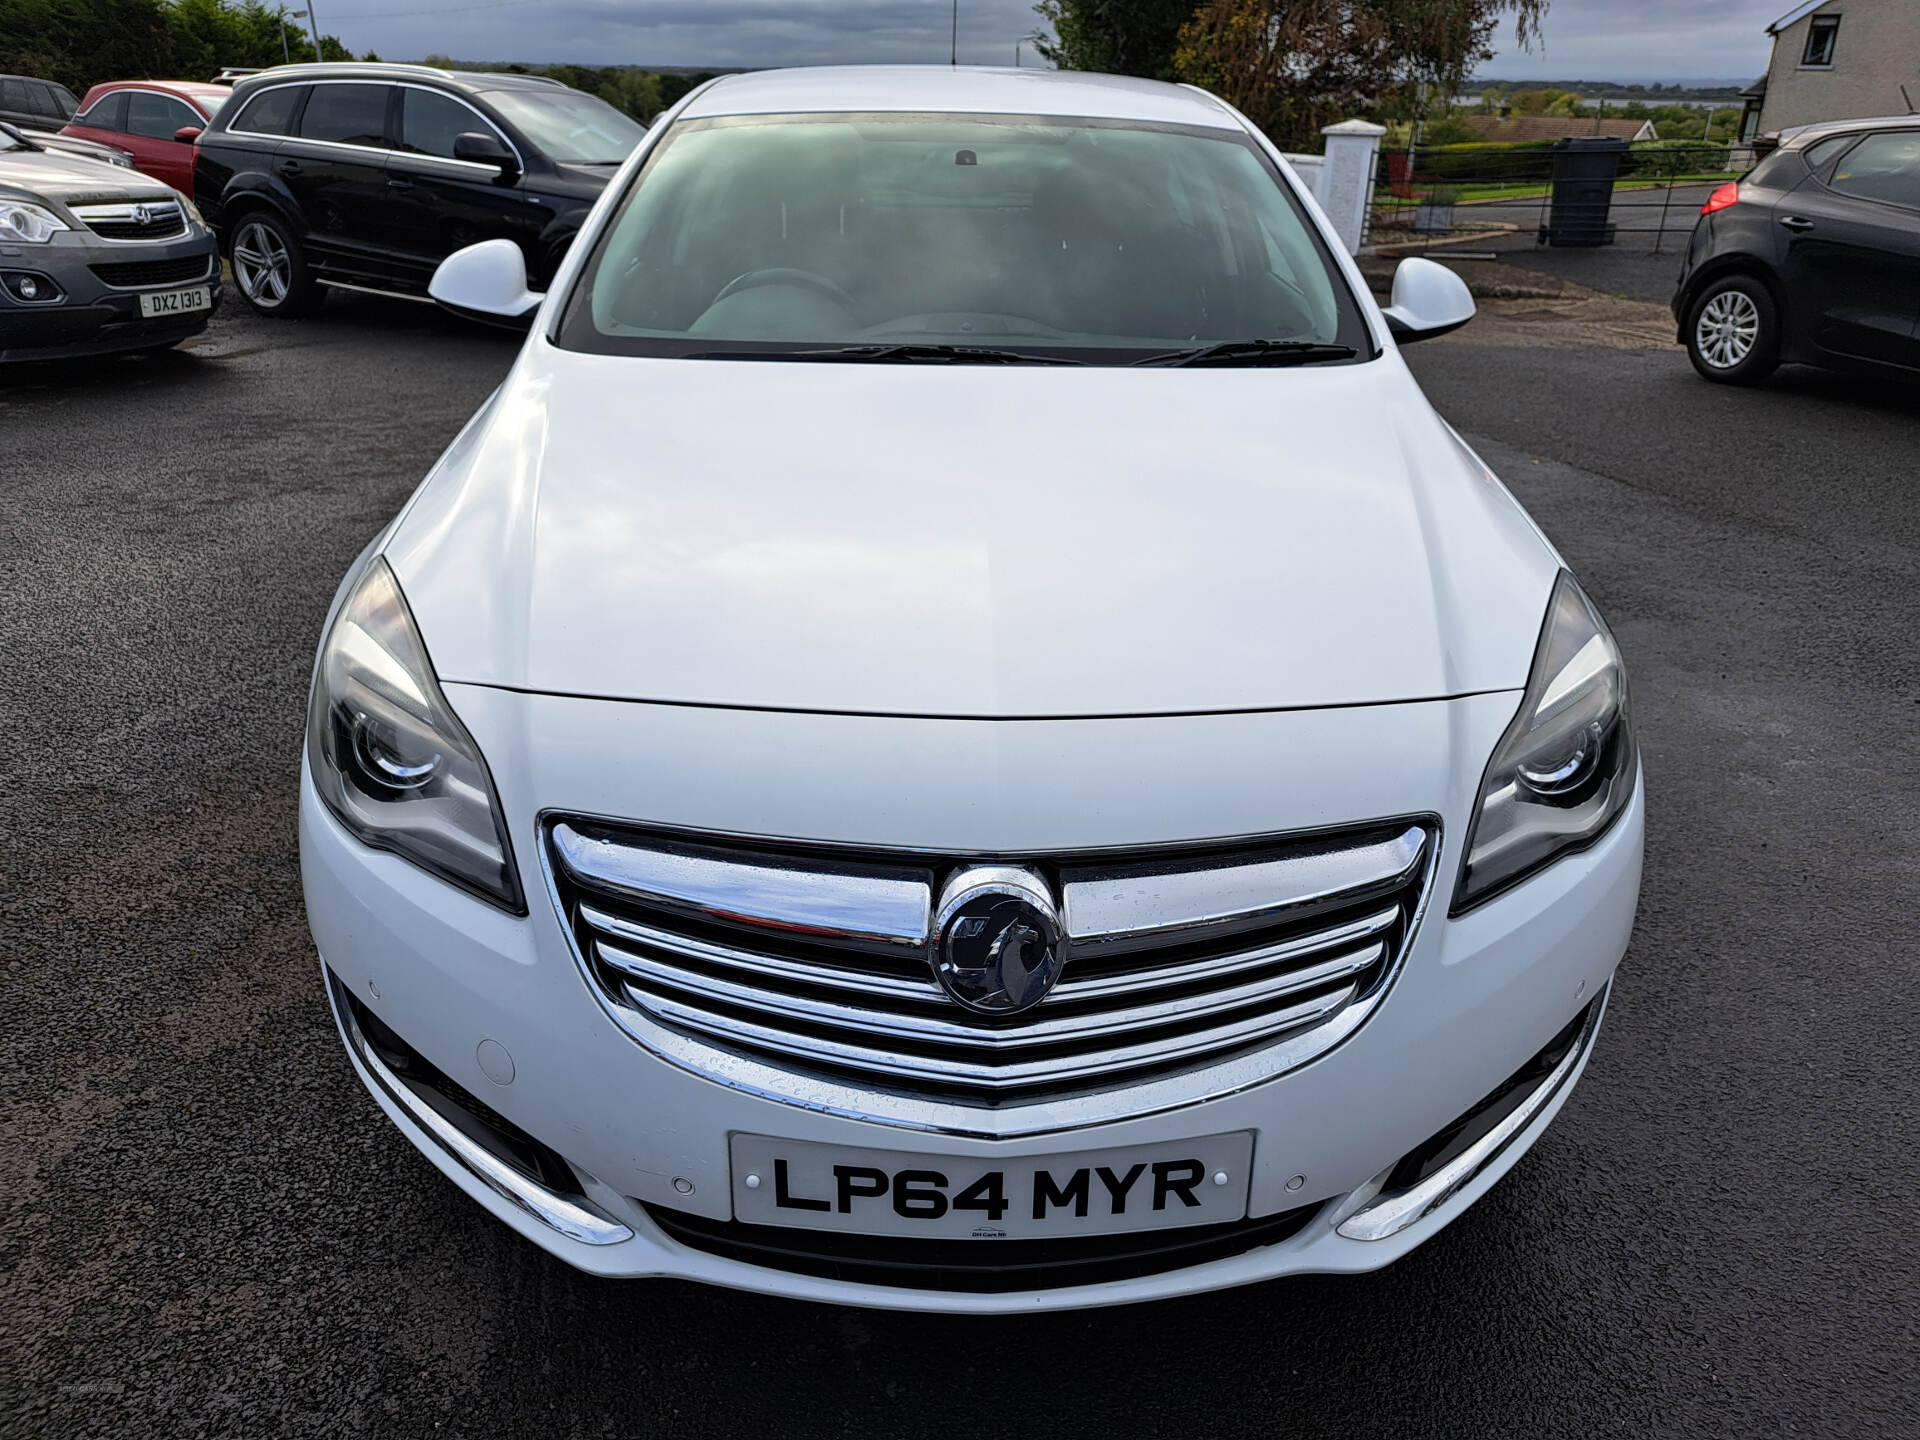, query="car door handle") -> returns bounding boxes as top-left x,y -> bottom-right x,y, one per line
386,177 -> 415,191
1778,215 -> 1815,231
276,159 -> 301,176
